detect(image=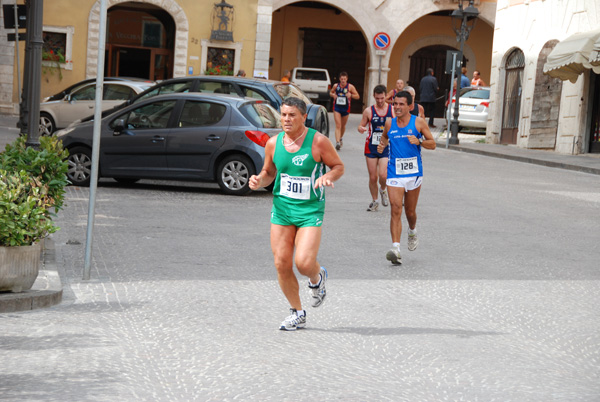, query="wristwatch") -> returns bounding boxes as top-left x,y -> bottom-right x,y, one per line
419,136 -> 424,144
